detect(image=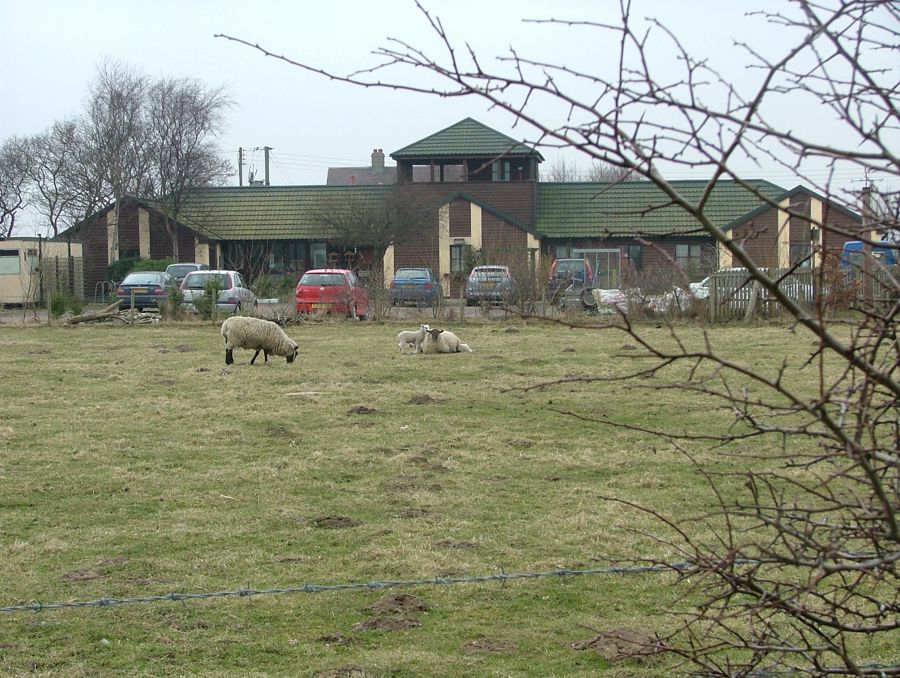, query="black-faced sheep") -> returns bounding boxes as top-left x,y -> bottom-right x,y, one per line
421,327 -> 473,354
221,316 -> 299,365
396,323 -> 431,353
